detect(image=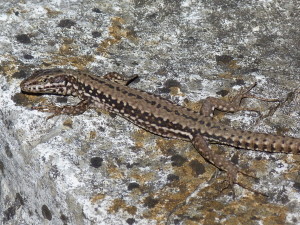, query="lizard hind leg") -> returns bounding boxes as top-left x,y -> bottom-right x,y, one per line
200,82 -> 280,117
192,134 -> 238,185
191,134 -> 267,196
